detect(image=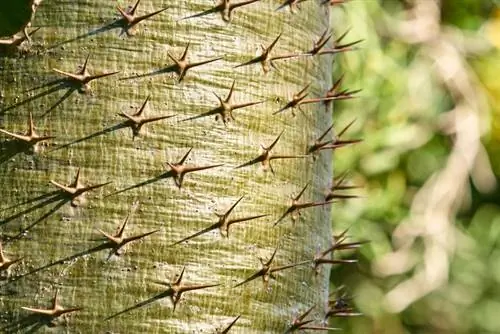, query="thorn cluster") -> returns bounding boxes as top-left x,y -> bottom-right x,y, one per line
172,196 -> 267,245
235,33 -> 296,73
0,241 -> 23,272
21,289 -> 82,320
167,43 -> 223,82
152,267 -> 219,311
274,183 -> 335,226
0,27 -> 40,47
326,287 -> 362,319
236,130 -> 308,173
323,74 -> 361,106
52,54 -> 120,93
285,305 -> 340,332
0,112 -> 54,151
165,148 -> 224,188
182,0 -> 261,22
312,29 -> 363,56
97,203 -> 159,259
234,247 -> 310,289
313,119 -> 362,153
118,95 -> 175,139
275,83 -> 353,116
183,80 -> 264,125
324,172 -> 360,201
313,229 -> 368,274
49,168 -> 112,206
116,0 -> 168,36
